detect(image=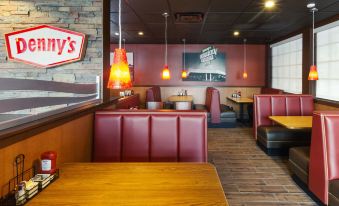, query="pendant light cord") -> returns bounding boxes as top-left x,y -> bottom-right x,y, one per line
165,15 -> 168,65
183,39 -> 186,70
312,9 -> 315,65
244,39 -> 247,71
119,0 -> 122,49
